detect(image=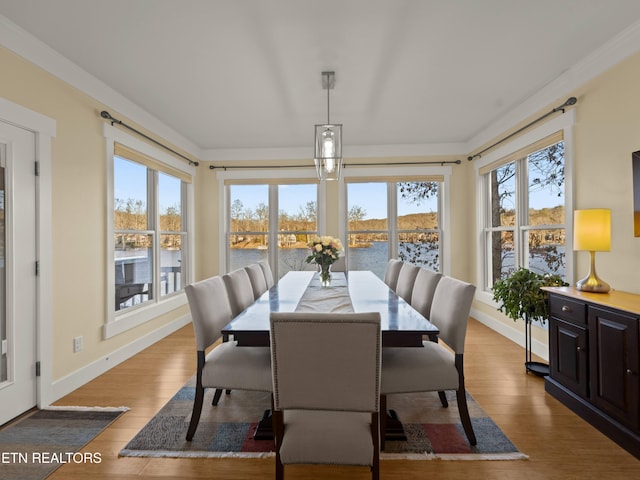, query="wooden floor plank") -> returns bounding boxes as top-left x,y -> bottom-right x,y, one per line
47,318 -> 639,479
